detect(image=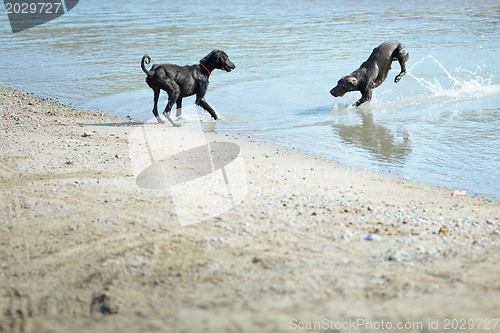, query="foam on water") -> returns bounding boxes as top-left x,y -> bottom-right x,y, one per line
407,56 -> 499,100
